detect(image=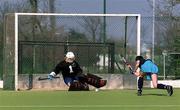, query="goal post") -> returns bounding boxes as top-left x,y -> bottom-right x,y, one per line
4,13 -> 141,91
